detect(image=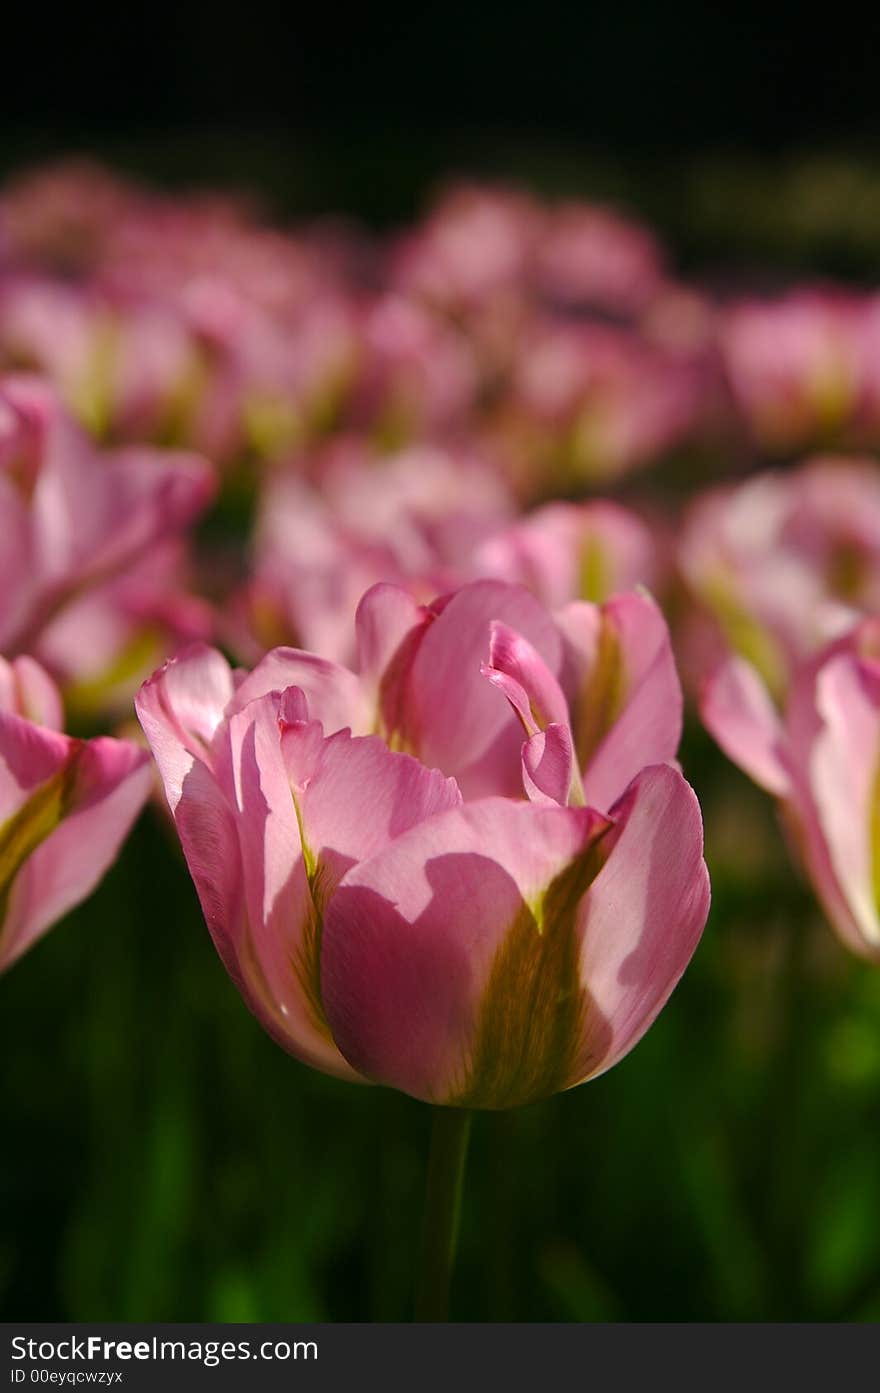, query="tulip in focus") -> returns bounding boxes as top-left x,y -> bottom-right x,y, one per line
137,579 -> 710,1107
700,621 -> 880,961
0,654 -> 151,973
